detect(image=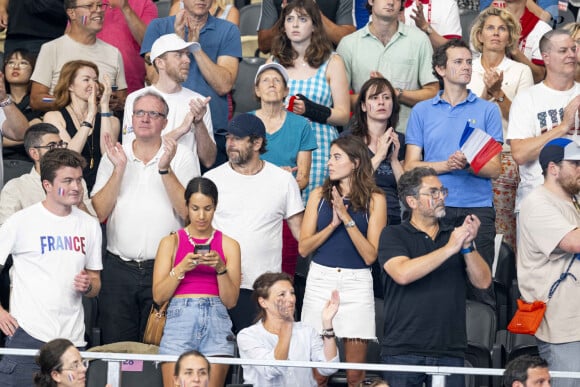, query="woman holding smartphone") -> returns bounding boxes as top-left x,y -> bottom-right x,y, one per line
152,177 -> 241,387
